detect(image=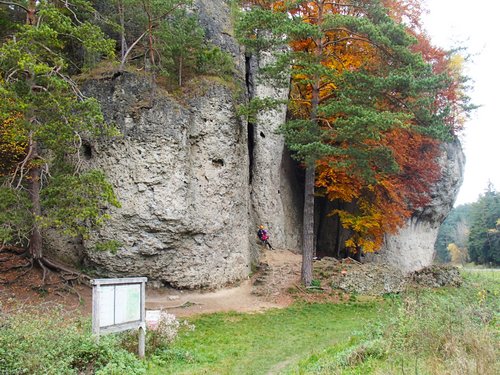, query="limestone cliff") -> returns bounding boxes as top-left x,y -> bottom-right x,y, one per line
53,0 -> 304,289
44,0 -> 464,287
376,140 -> 466,272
